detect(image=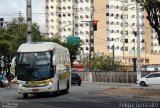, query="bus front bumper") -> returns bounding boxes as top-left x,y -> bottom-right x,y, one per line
18,83 -> 57,94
